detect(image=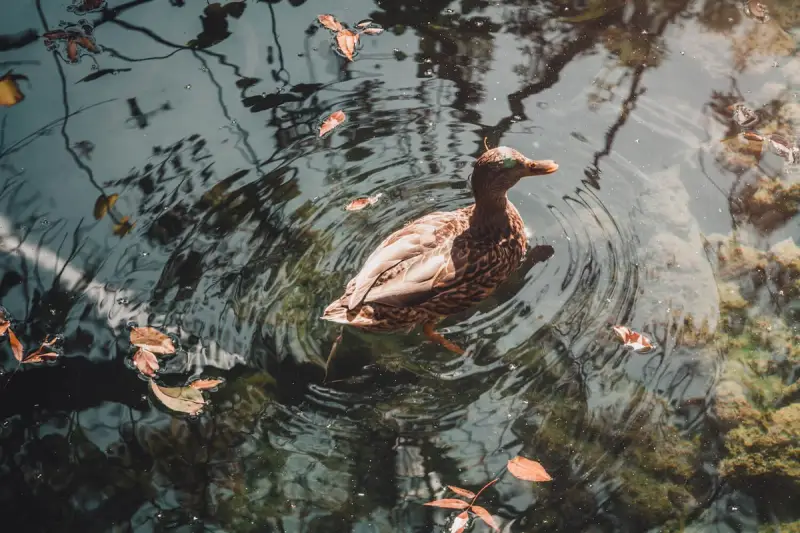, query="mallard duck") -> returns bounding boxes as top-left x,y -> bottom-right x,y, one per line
321,146 -> 558,354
